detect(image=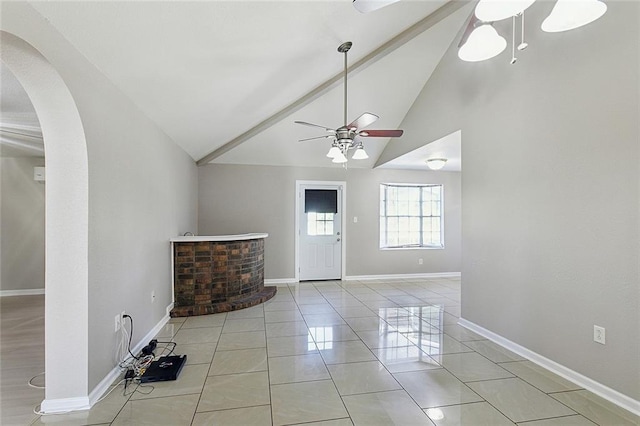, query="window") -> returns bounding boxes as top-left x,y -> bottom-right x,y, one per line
380,183 -> 443,249
305,189 -> 337,236
307,212 -> 334,236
